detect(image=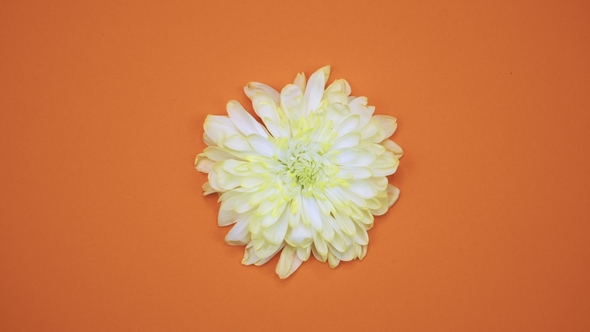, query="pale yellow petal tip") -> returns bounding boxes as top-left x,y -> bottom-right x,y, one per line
202,182 -> 215,196
195,153 -> 214,173
387,185 -> 401,207
319,65 -> 331,84
328,252 -> 340,268
320,65 -> 331,75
